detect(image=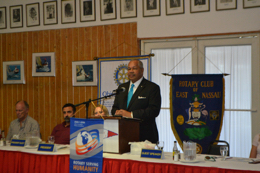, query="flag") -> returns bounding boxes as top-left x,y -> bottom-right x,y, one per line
170,74 -> 224,154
